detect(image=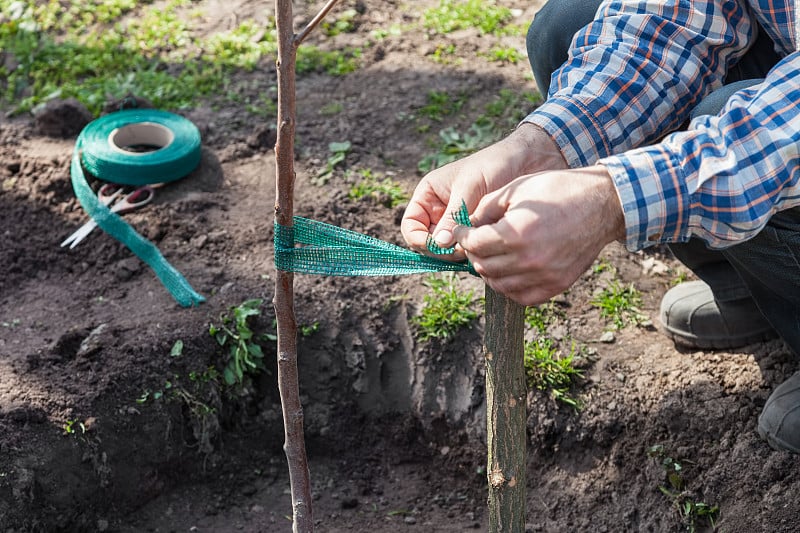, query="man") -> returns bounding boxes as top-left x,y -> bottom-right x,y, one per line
401,0 -> 800,452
